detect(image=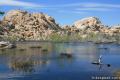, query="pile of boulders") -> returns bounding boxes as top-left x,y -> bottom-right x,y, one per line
2,10 -> 61,40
